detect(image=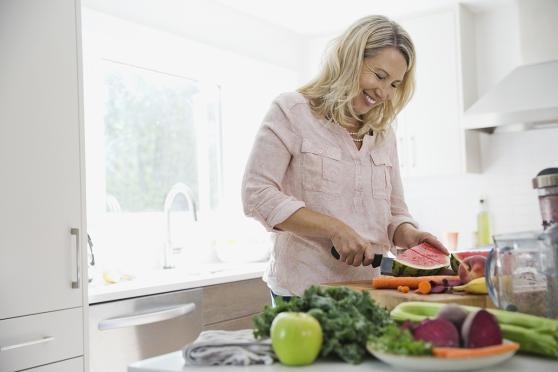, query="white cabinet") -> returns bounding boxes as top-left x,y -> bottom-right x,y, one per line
0,0 -> 87,371
396,8 -> 481,178
25,357 -> 84,372
0,308 -> 84,371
